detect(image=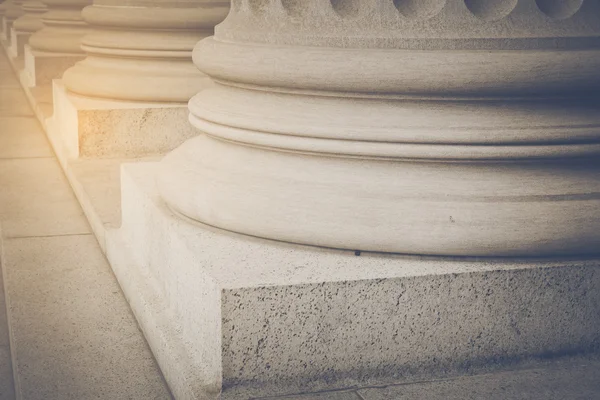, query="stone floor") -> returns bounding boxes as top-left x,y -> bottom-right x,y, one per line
0,45 -> 172,400
2,40 -> 600,400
